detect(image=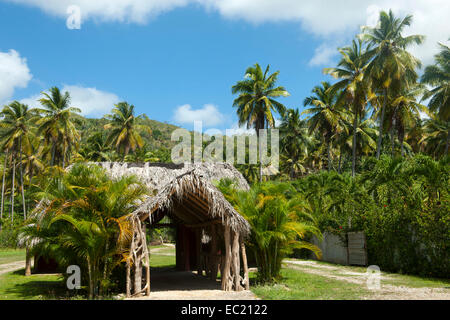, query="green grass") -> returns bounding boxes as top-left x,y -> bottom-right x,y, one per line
383,273 -> 450,289
0,250 -> 176,300
150,253 -> 176,269
250,268 -> 372,300
0,269 -> 67,300
285,259 -> 450,290
0,249 -> 26,265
